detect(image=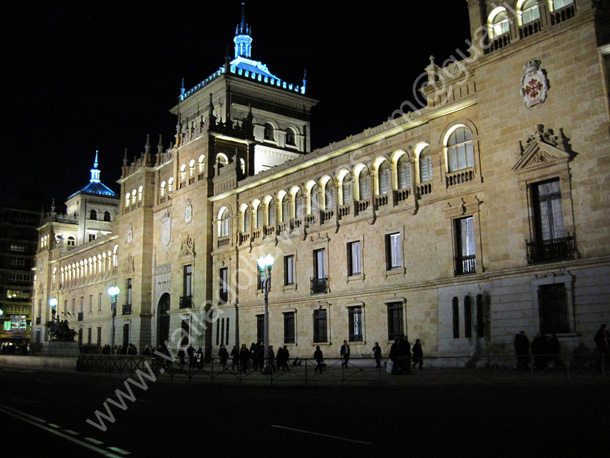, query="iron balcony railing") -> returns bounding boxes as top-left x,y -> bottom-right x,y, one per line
526,235 -> 575,264
310,277 -> 329,295
455,255 -> 476,276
